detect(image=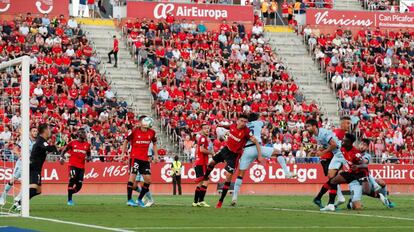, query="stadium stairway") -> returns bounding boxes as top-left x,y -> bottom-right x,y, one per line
266,31 -> 340,125
333,0 -> 362,10
82,23 -> 176,154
